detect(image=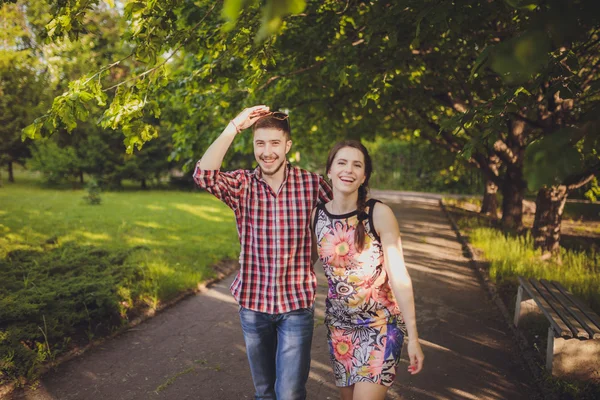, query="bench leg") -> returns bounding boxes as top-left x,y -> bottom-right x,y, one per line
546,327 -> 555,373
514,285 -> 535,327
